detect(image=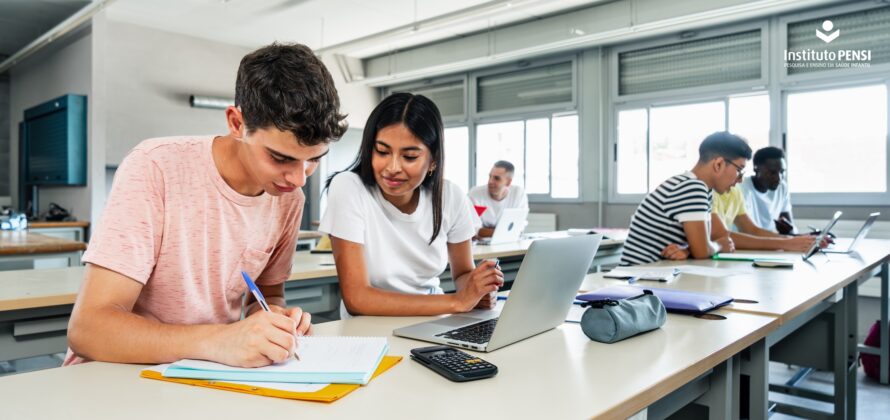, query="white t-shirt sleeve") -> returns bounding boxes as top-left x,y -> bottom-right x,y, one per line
781,181 -> 792,214
319,173 -> 367,244
515,185 -> 529,209
445,182 -> 476,243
